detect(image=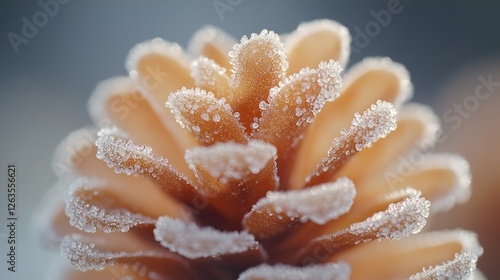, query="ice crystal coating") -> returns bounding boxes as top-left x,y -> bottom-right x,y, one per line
96,127 -> 169,176
154,217 -> 258,259
183,140 -> 279,222
185,140 -> 277,186
348,100 -> 398,151
230,29 -> 288,87
238,262 -> 351,280
409,231 -> 483,280
65,178 -> 155,233
60,234 -> 116,271
95,127 -> 201,205
252,60 -> 343,187
246,177 -> 355,226
256,59 -> 343,134
306,100 -> 397,186
229,29 -> 288,128
290,188 -> 430,264
349,188 -> 429,240
410,252 -> 477,280
190,57 -> 231,100
60,234 -> 180,272
167,87 -> 247,145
